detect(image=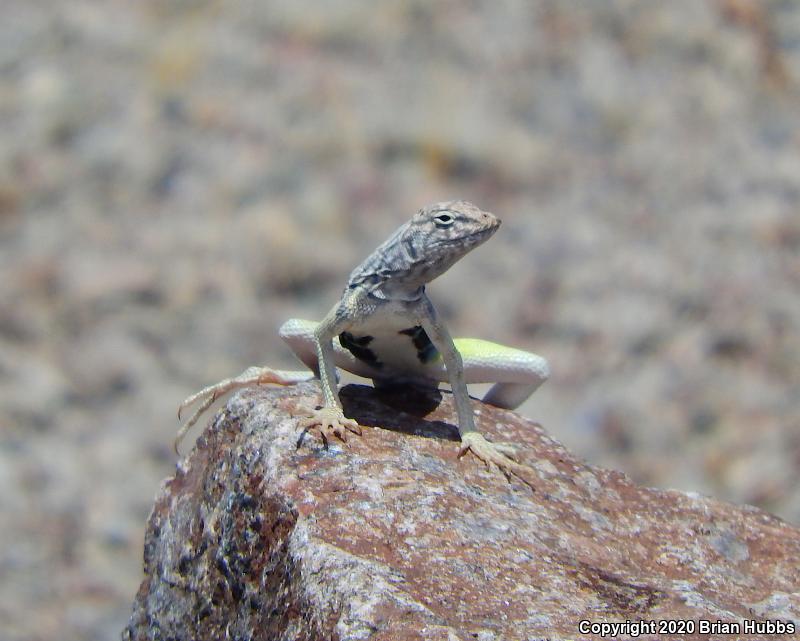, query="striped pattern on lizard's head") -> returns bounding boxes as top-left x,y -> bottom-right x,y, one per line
347,201 -> 501,294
